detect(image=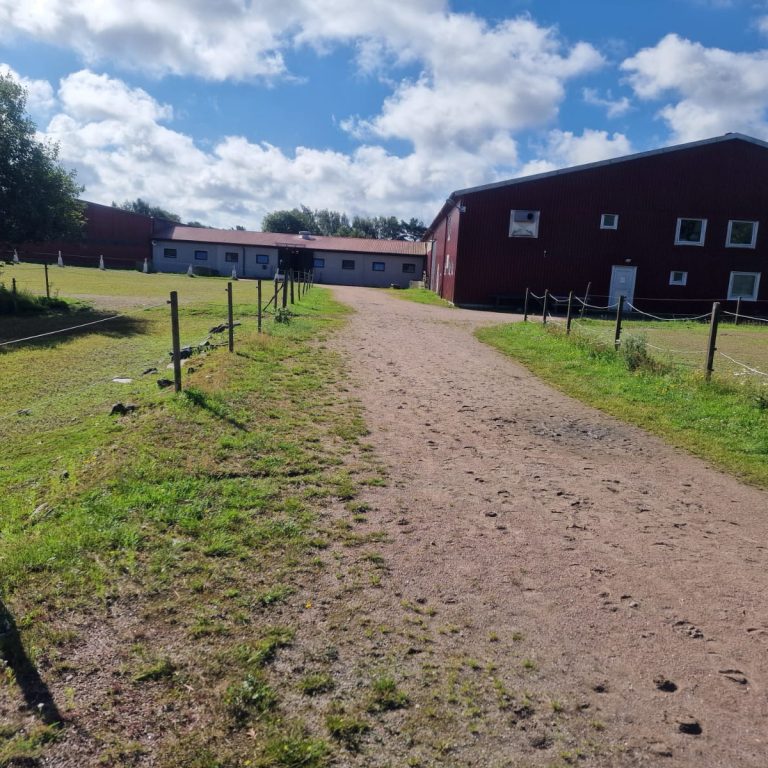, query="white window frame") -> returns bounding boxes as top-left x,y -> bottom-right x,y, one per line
727,271 -> 761,301
669,270 -> 688,286
726,220 -> 758,249
675,217 -> 707,246
313,257 -> 325,269
600,213 -> 619,230
194,250 -> 208,261
509,210 -> 540,238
